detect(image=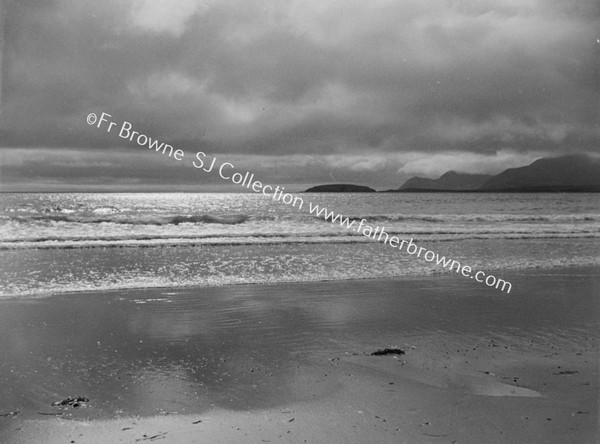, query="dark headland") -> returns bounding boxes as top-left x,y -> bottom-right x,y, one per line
398,171 -> 492,191
389,154 -> 600,192
477,154 -> 600,192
